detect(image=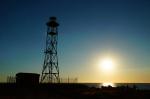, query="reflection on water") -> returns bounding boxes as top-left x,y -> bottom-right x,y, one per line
100,83 -> 116,87
86,83 -> 150,90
